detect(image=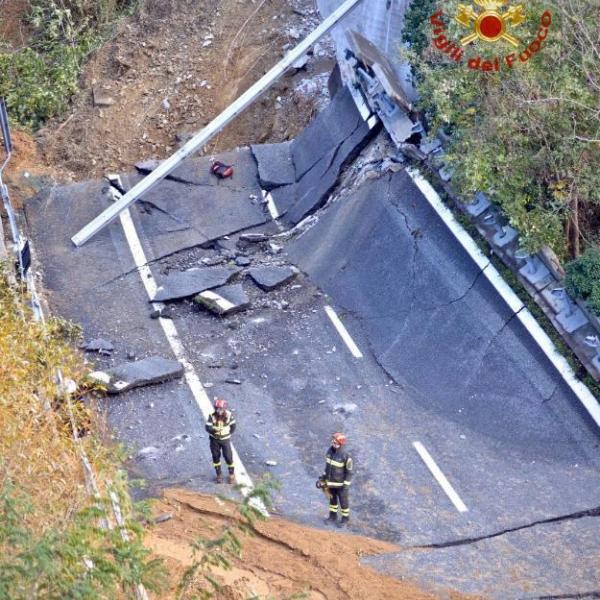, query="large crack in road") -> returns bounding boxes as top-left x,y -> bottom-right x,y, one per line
413,505 -> 600,550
